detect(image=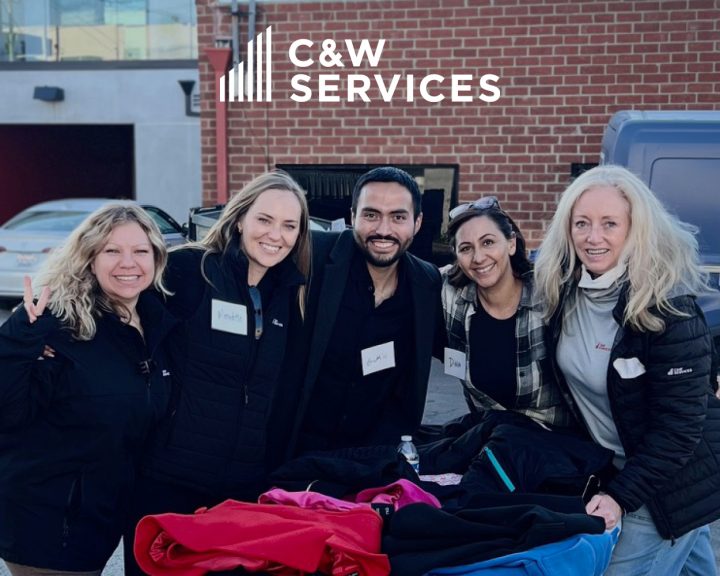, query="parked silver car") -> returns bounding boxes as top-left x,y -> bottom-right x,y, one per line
0,198 -> 186,301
